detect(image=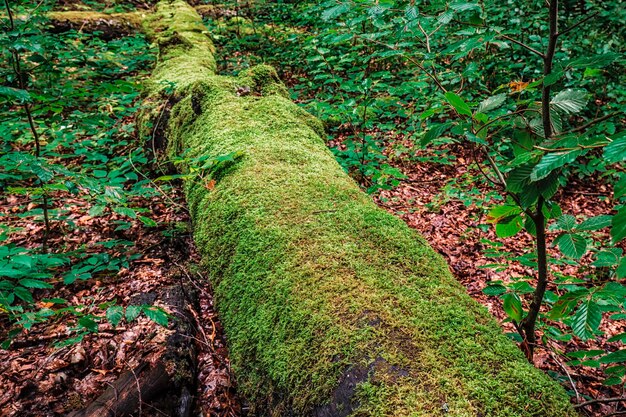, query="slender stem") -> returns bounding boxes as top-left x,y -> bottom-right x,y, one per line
359,92 -> 370,175
473,109 -> 540,136
547,347 -> 581,403
566,112 -> 619,134
471,146 -> 501,187
417,21 -> 431,53
484,152 -> 506,186
533,143 -> 607,152
498,33 -> 545,59
541,0 -> 559,140
4,0 -> 14,29
521,197 -> 547,360
557,10 -> 599,37
517,0 -> 559,362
